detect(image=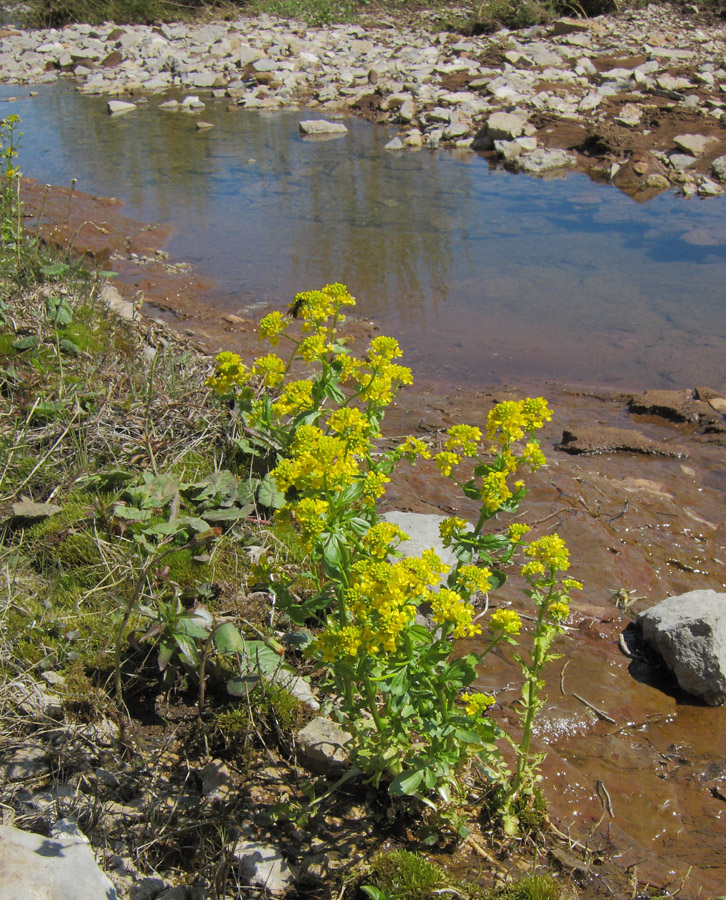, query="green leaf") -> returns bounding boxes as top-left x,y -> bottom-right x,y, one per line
453,727 -> 485,744
39,261 -> 71,279
337,482 -> 365,506
227,675 -> 260,696
202,505 -> 253,523
46,296 -> 73,326
80,469 -> 134,491
257,473 -> 285,509
157,640 -> 175,671
112,504 -> 151,522
214,622 -> 247,656
60,338 -> 81,356
321,532 -> 342,567
390,767 -> 425,796
323,381 -> 346,404
11,335 -> 39,351
347,516 -> 370,536
174,632 -> 200,669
